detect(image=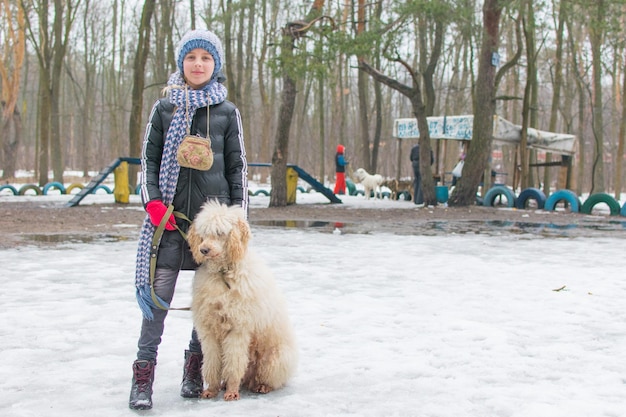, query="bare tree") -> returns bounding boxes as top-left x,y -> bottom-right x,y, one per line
21,0 -> 81,185
449,0 -> 507,206
269,0 -> 326,207
0,0 -> 26,180
128,0 -> 156,189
